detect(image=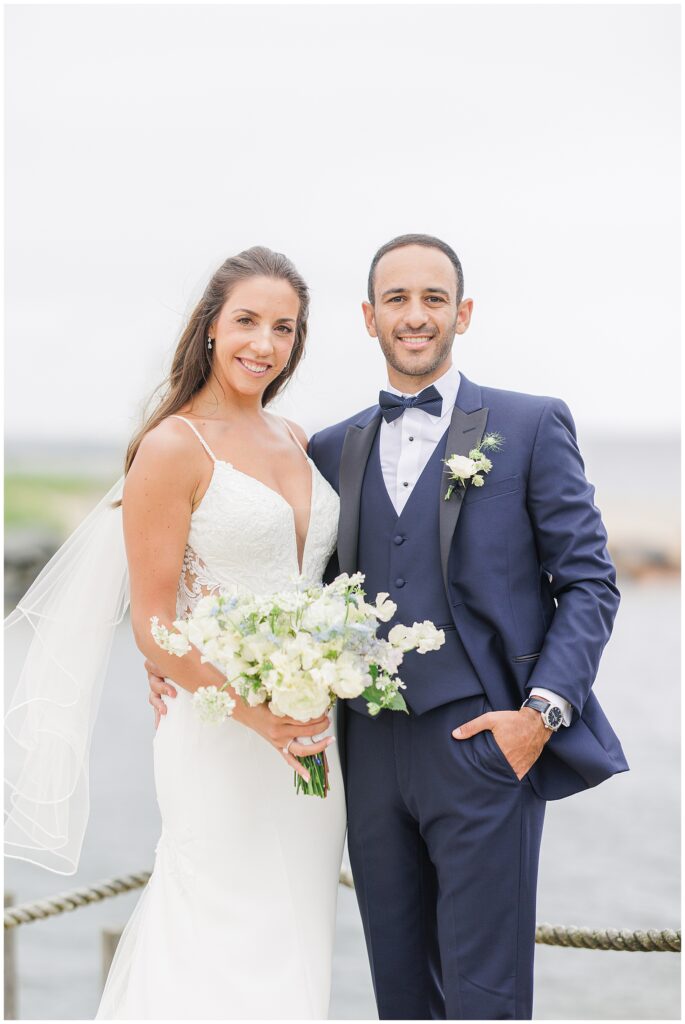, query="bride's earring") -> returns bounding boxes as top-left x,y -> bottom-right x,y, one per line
207,337 -> 213,351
